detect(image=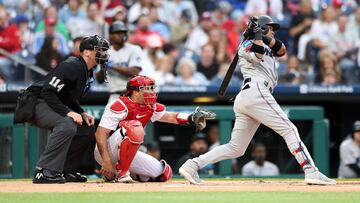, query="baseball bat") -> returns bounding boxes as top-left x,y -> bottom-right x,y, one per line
218,53 -> 239,97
